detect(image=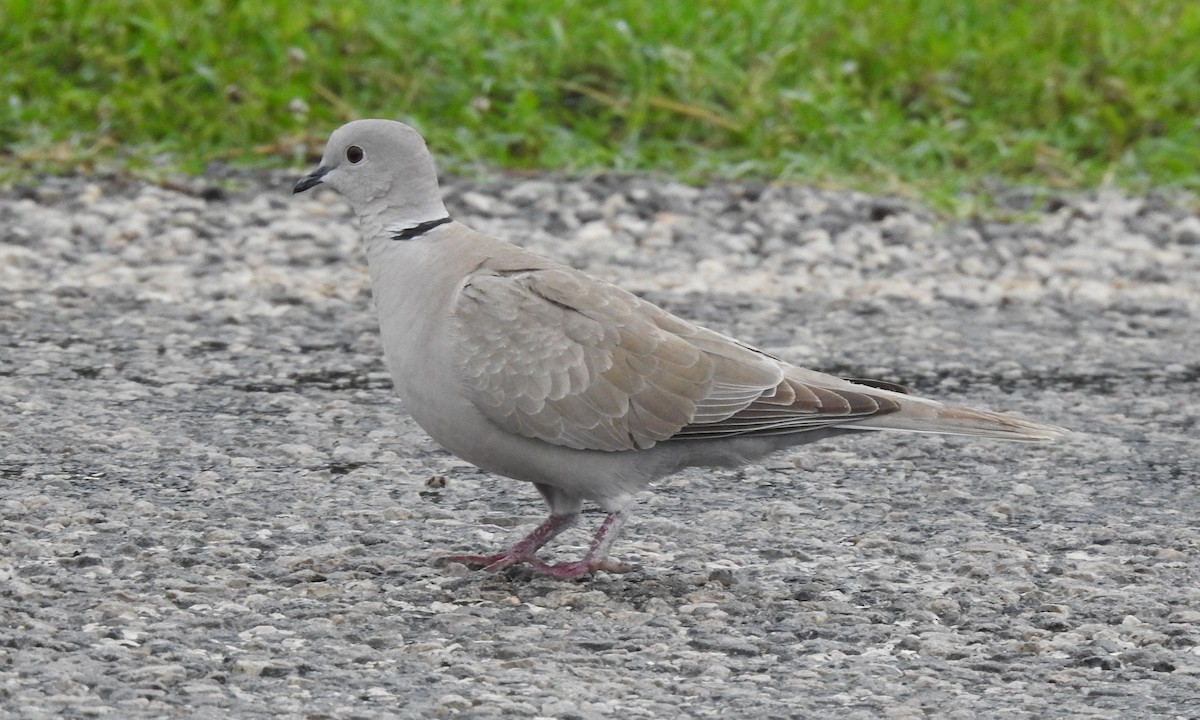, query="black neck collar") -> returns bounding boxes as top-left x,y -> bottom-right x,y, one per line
390,216 -> 452,241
